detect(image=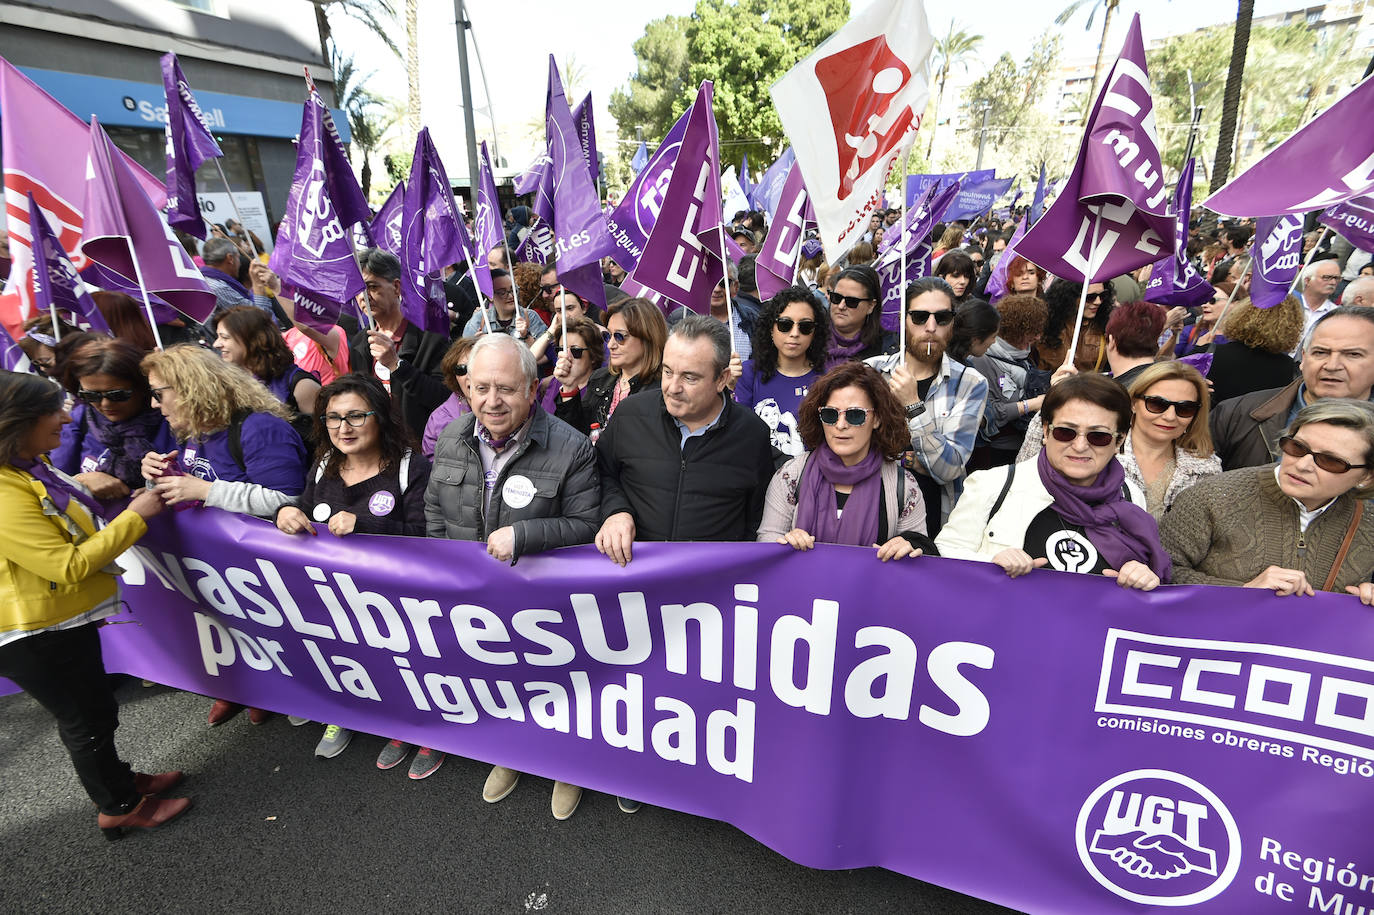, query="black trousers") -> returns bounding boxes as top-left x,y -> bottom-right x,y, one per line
0,622 -> 139,815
